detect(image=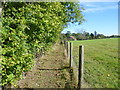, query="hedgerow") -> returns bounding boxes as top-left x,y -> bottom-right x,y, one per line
1,2 -> 84,86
